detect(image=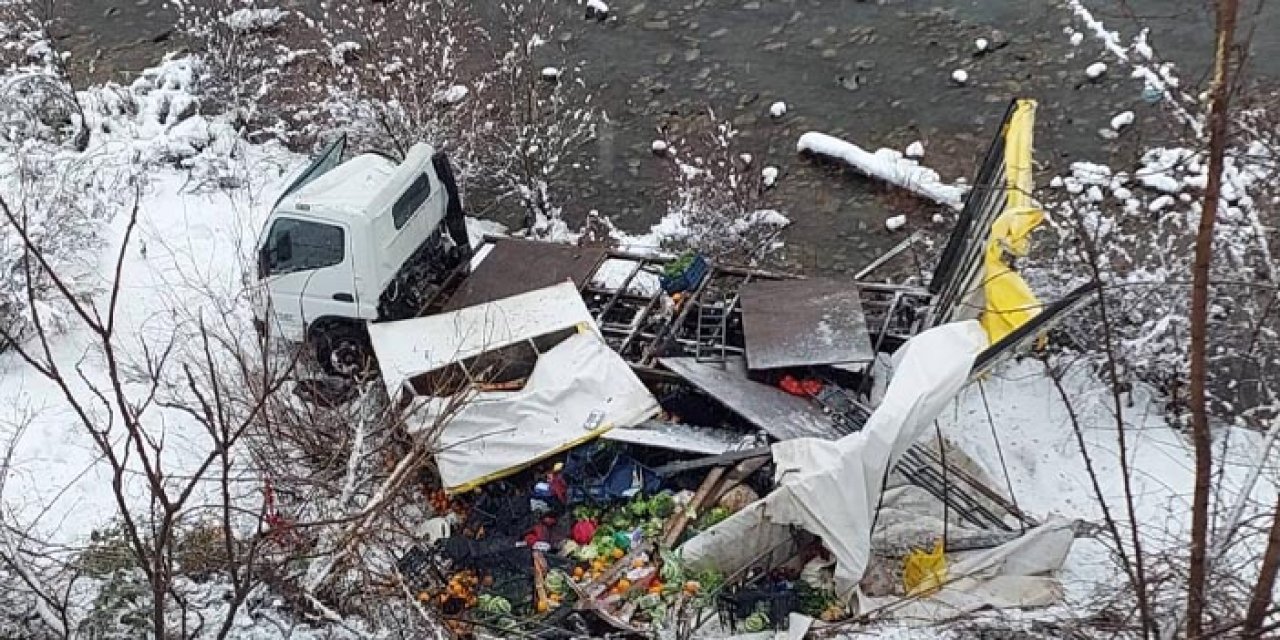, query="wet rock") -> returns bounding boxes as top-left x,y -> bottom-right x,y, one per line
643,20 -> 670,30
684,49 -> 701,62
821,49 -> 839,59
763,41 -> 788,52
656,51 -> 674,65
709,27 -> 729,38
808,37 -> 826,49
838,74 -> 863,91
626,3 -> 647,16
990,29 -> 1010,49
742,1 -> 761,9
558,31 -> 574,43
855,59 -> 875,71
